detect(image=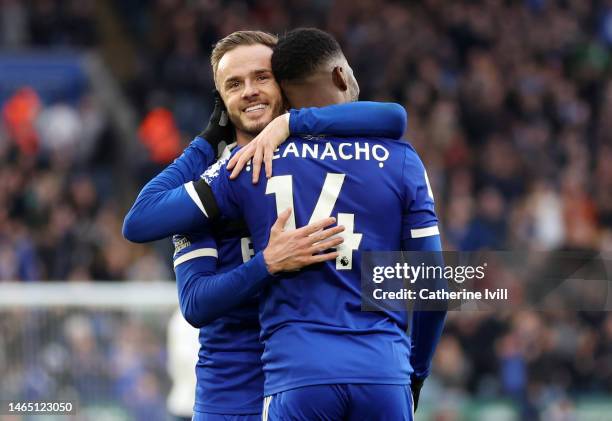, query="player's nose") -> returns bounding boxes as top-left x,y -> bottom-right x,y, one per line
241,79 -> 260,100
